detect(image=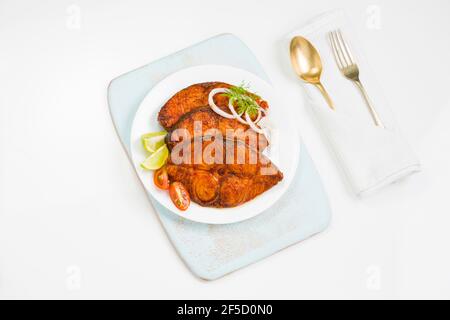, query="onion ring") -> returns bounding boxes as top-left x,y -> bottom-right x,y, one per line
209,87 -> 269,135
208,88 -> 235,119
228,97 -> 248,125
245,112 -> 265,134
